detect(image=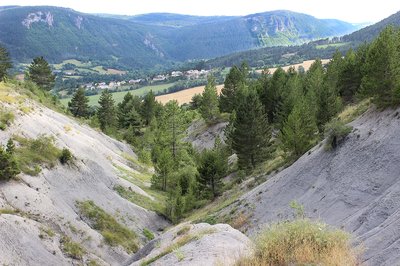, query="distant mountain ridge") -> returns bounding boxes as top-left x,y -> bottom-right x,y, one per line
343,10 -> 400,43
0,6 -> 360,69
